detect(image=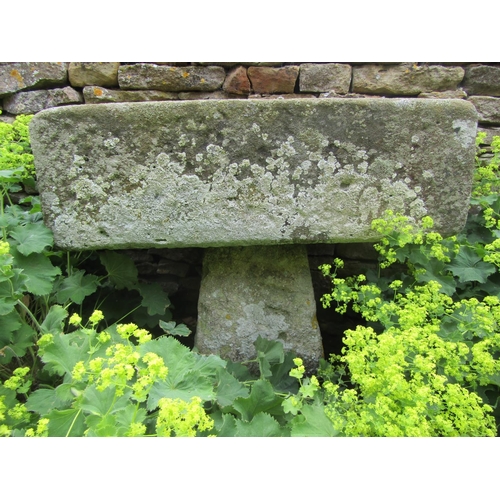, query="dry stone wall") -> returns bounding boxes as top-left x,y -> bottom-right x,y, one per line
2,61 -> 499,355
